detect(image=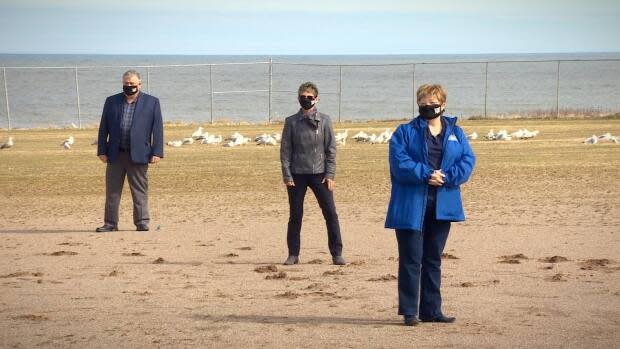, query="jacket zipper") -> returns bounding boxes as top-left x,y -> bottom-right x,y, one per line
420,122 -> 430,224
436,120 -> 453,219
313,119 -> 319,173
